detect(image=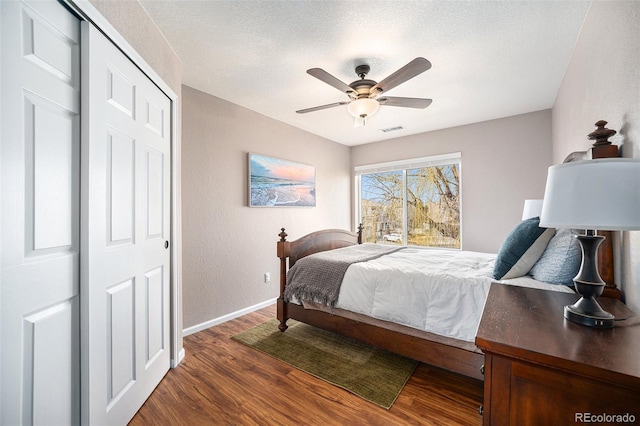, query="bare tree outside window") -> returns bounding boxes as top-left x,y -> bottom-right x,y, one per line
361,171 -> 403,244
359,163 -> 460,248
407,165 -> 460,248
